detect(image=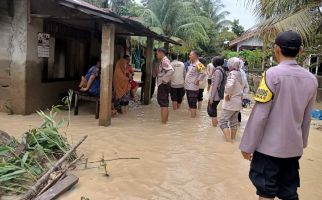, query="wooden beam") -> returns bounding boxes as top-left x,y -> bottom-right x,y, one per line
99,23 -> 115,126
164,42 -> 170,52
115,32 -> 153,37
27,0 -> 30,23
21,136 -> 87,200
143,37 -> 154,105
34,174 -> 79,200
30,14 -> 98,20
7,0 -> 14,17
